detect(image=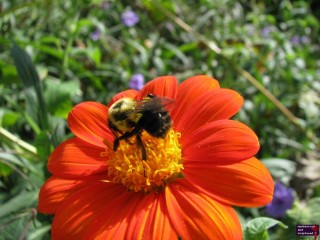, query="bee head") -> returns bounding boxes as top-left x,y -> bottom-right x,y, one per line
108,98 -> 141,132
